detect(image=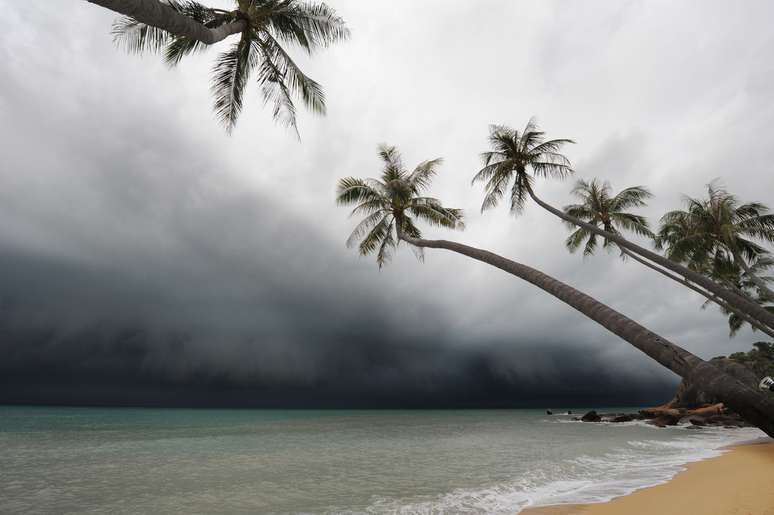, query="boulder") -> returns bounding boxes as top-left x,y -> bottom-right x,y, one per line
685,416 -> 708,427
610,414 -> 635,423
581,410 -> 602,422
647,412 -> 682,427
640,406 -> 682,419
